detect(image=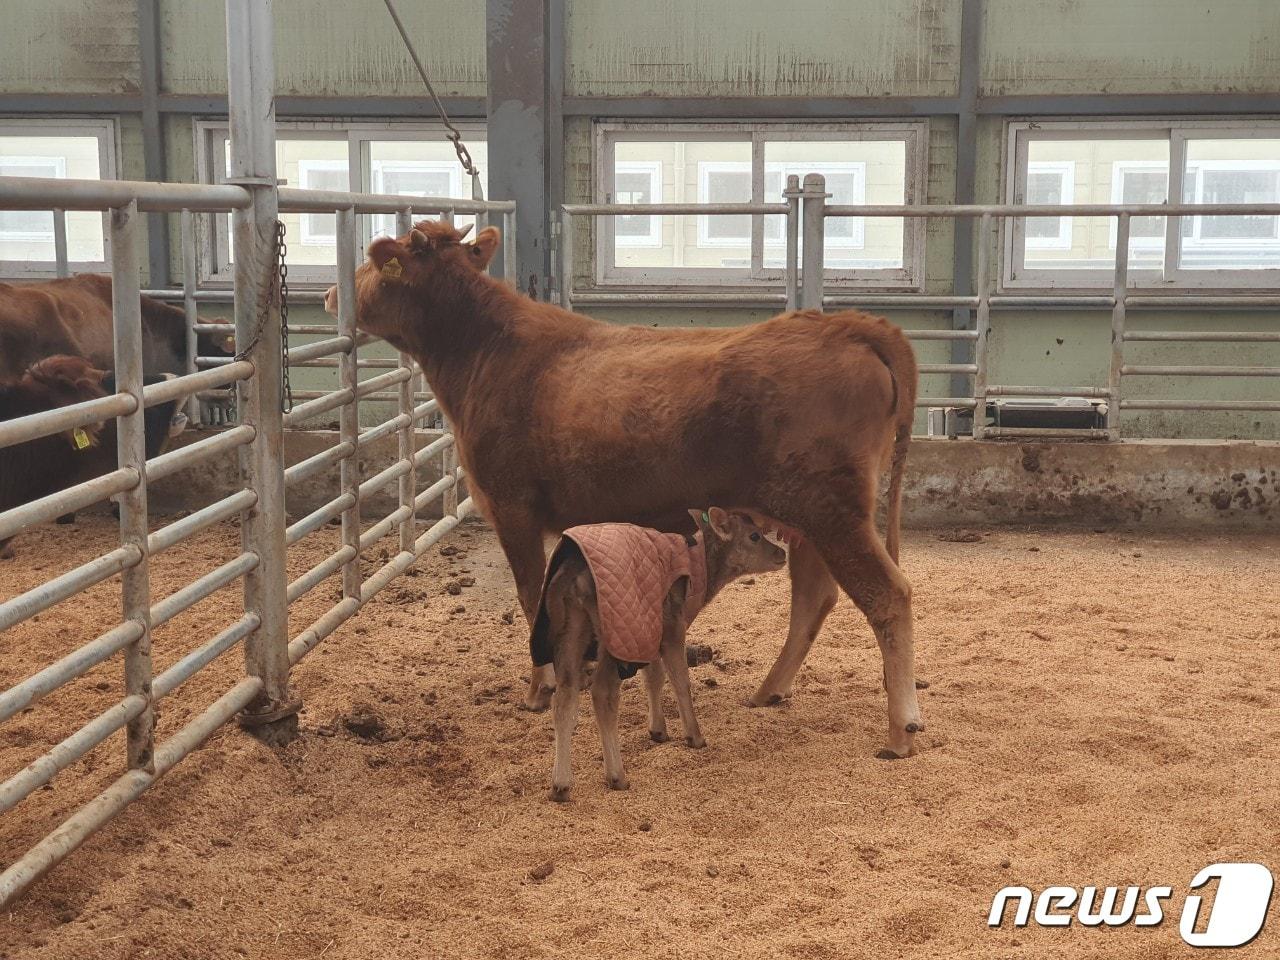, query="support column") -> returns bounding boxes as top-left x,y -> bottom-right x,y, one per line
951,0 -> 983,400
226,0 -> 295,731
137,0 -> 170,286
486,0 -> 554,296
